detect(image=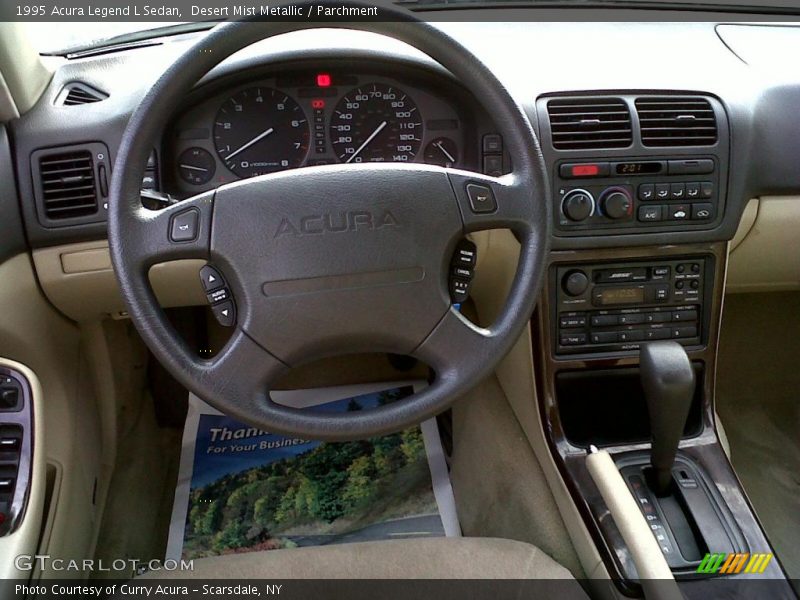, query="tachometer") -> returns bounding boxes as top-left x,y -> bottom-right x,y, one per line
330,83 -> 423,163
214,88 -> 309,178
